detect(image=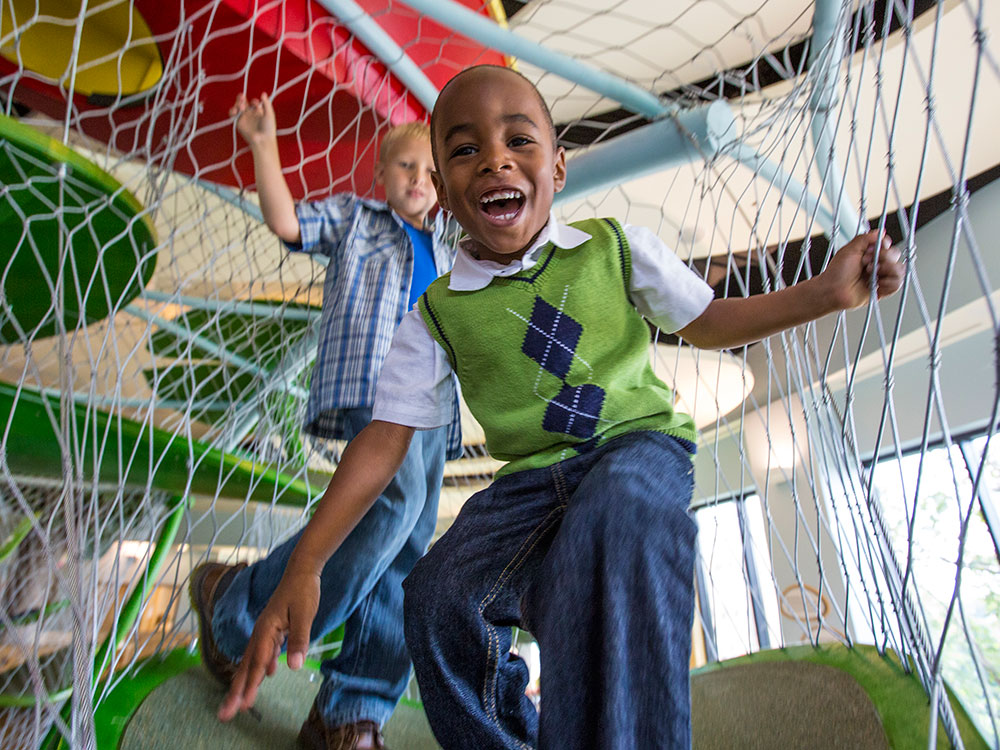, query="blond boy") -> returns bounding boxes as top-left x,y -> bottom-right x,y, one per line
190,94 -> 458,750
